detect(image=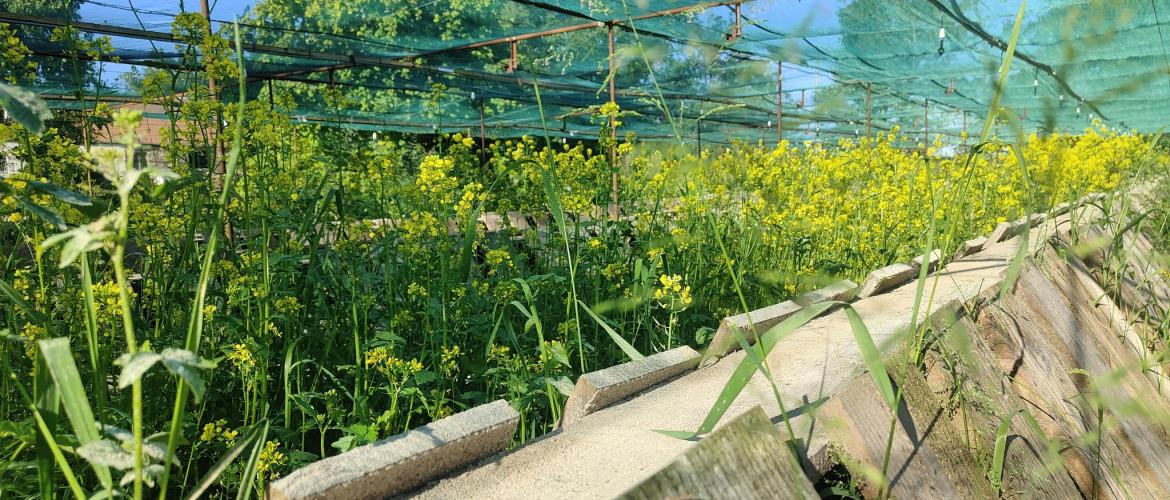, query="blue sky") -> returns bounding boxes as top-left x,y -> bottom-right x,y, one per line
77,0 -> 844,94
